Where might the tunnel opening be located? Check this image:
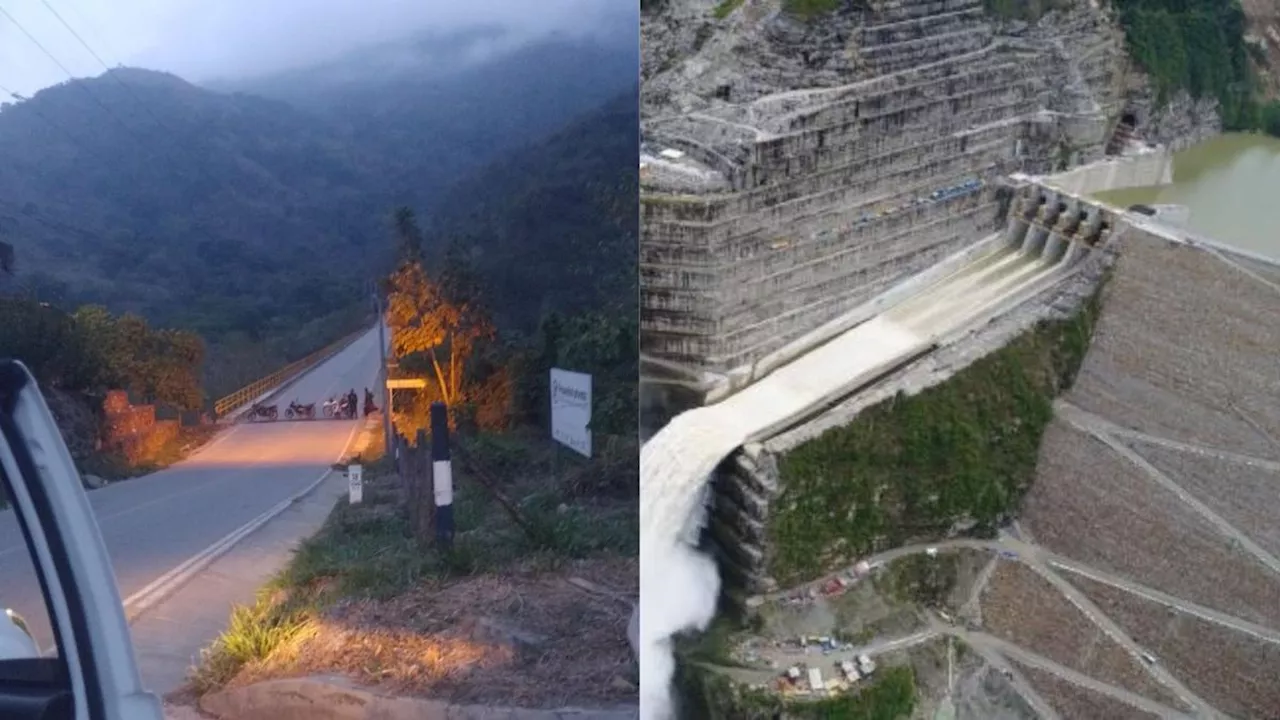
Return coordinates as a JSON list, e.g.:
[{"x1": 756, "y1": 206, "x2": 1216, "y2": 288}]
[{"x1": 1108, "y1": 112, "x2": 1141, "y2": 155}]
